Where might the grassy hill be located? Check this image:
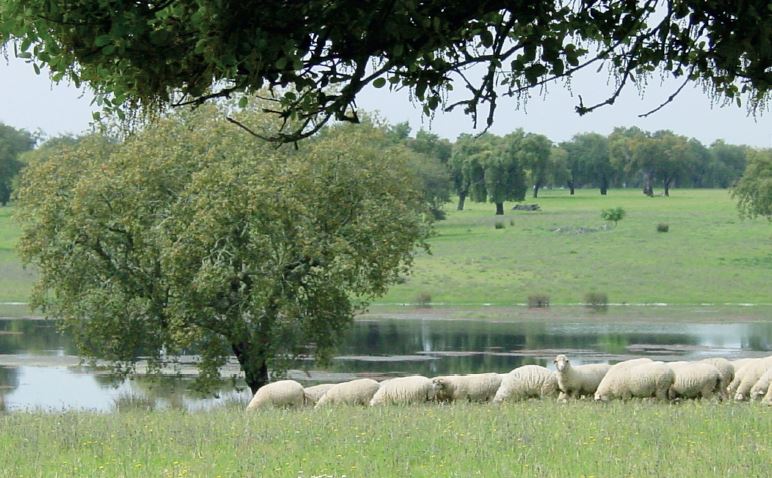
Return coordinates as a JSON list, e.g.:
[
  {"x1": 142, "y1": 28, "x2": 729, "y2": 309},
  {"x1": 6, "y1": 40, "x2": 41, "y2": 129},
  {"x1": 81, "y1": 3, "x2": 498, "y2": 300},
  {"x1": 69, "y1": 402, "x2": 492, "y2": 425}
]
[{"x1": 1, "y1": 188, "x2": 770, "y2": 311}]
